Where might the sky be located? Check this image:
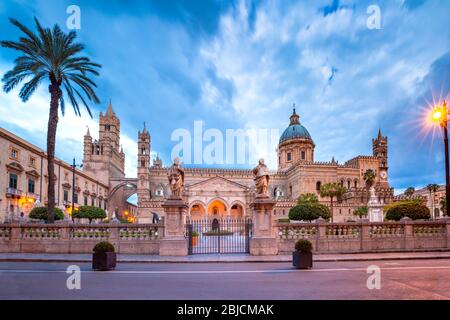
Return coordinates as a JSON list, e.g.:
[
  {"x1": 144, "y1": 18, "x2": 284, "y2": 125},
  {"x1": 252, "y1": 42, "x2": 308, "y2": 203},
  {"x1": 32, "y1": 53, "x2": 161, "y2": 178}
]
[{"x1": 0, "y1": 0, "x2": 449, "y2": 195}]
